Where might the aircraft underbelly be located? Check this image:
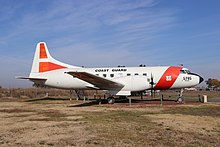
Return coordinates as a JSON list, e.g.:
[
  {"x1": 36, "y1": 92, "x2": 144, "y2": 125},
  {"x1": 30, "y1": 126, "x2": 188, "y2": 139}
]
[{"x1": 45, "y1": 74, "x2": 88, "y2": 89}]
